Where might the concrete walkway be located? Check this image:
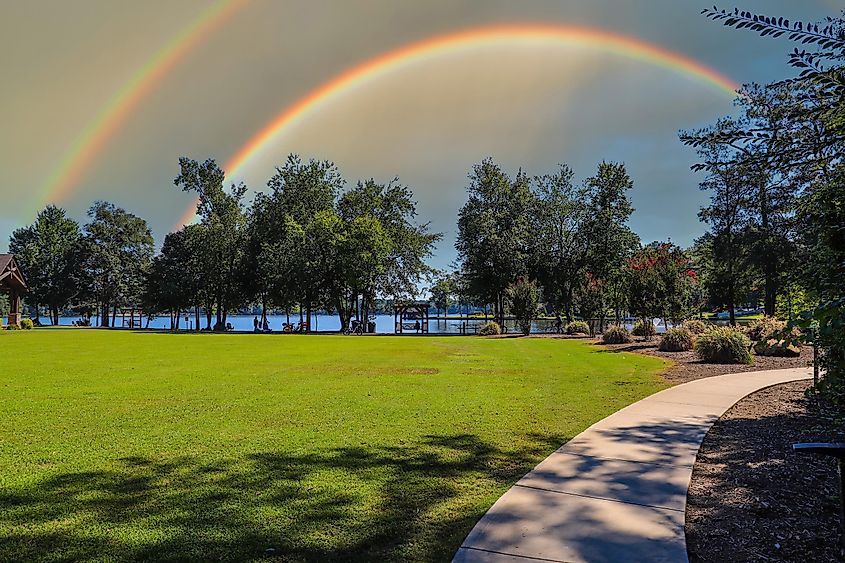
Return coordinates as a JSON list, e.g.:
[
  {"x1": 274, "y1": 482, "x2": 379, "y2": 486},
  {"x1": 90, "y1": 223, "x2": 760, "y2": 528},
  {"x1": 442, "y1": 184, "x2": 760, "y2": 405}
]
[{"x1": 453, "y1": 367, "x2": 812, "y2": 563}]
